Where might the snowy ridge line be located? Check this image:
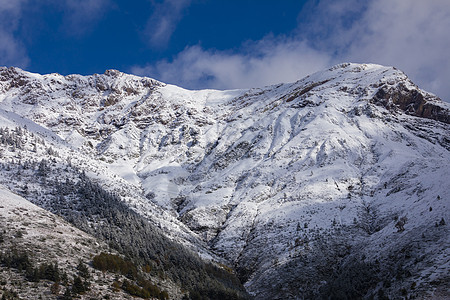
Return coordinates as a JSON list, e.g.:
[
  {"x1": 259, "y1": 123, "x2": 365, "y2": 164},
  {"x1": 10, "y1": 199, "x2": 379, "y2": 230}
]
[
  {"x1": 0, "y1": 62, "x2": 449, "y2": 299},
  {"x1": 0, "y1": 108, "x2": 67, "y2": 145}
]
